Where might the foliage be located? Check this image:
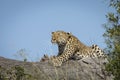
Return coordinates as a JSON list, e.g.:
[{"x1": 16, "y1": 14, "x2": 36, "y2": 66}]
[
  {"x1": 0, "y1": 65, "x2": 33, "y2": 80},
  {"x1": 14, "y1": 66, "x2": 33, "y2": 80},
  {"x1": 103, "y1": 0, "x2": 120, "y2": 80},
  {"x1": 14, "y1": 49, "x2": 28, "y2": 62}
]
